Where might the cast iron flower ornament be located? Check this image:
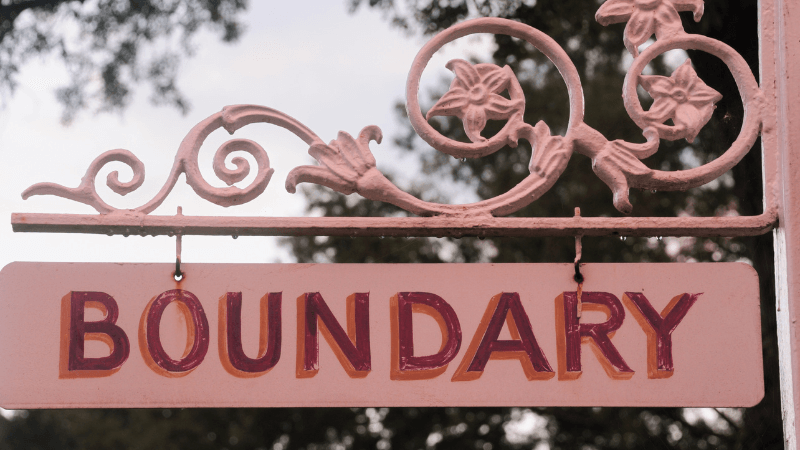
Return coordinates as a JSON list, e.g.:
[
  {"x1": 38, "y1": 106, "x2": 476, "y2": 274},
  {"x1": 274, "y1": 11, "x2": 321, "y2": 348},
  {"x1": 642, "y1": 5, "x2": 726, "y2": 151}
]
[
  {"x1": 20, "y1": 12, "x2": 765, "y2": 219},
  {"x1": 426, "y1": 59, "x2": 524, "y2": 143},
  {"x1": 286, "y1": 125, "x2": 394, "y2": 197},
  {"x1": 639, "y1": 59, "x2": 722, "y2": 142},
  {"x1": 596, "y1": 0, "x2": 704, "y2": 56}
]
